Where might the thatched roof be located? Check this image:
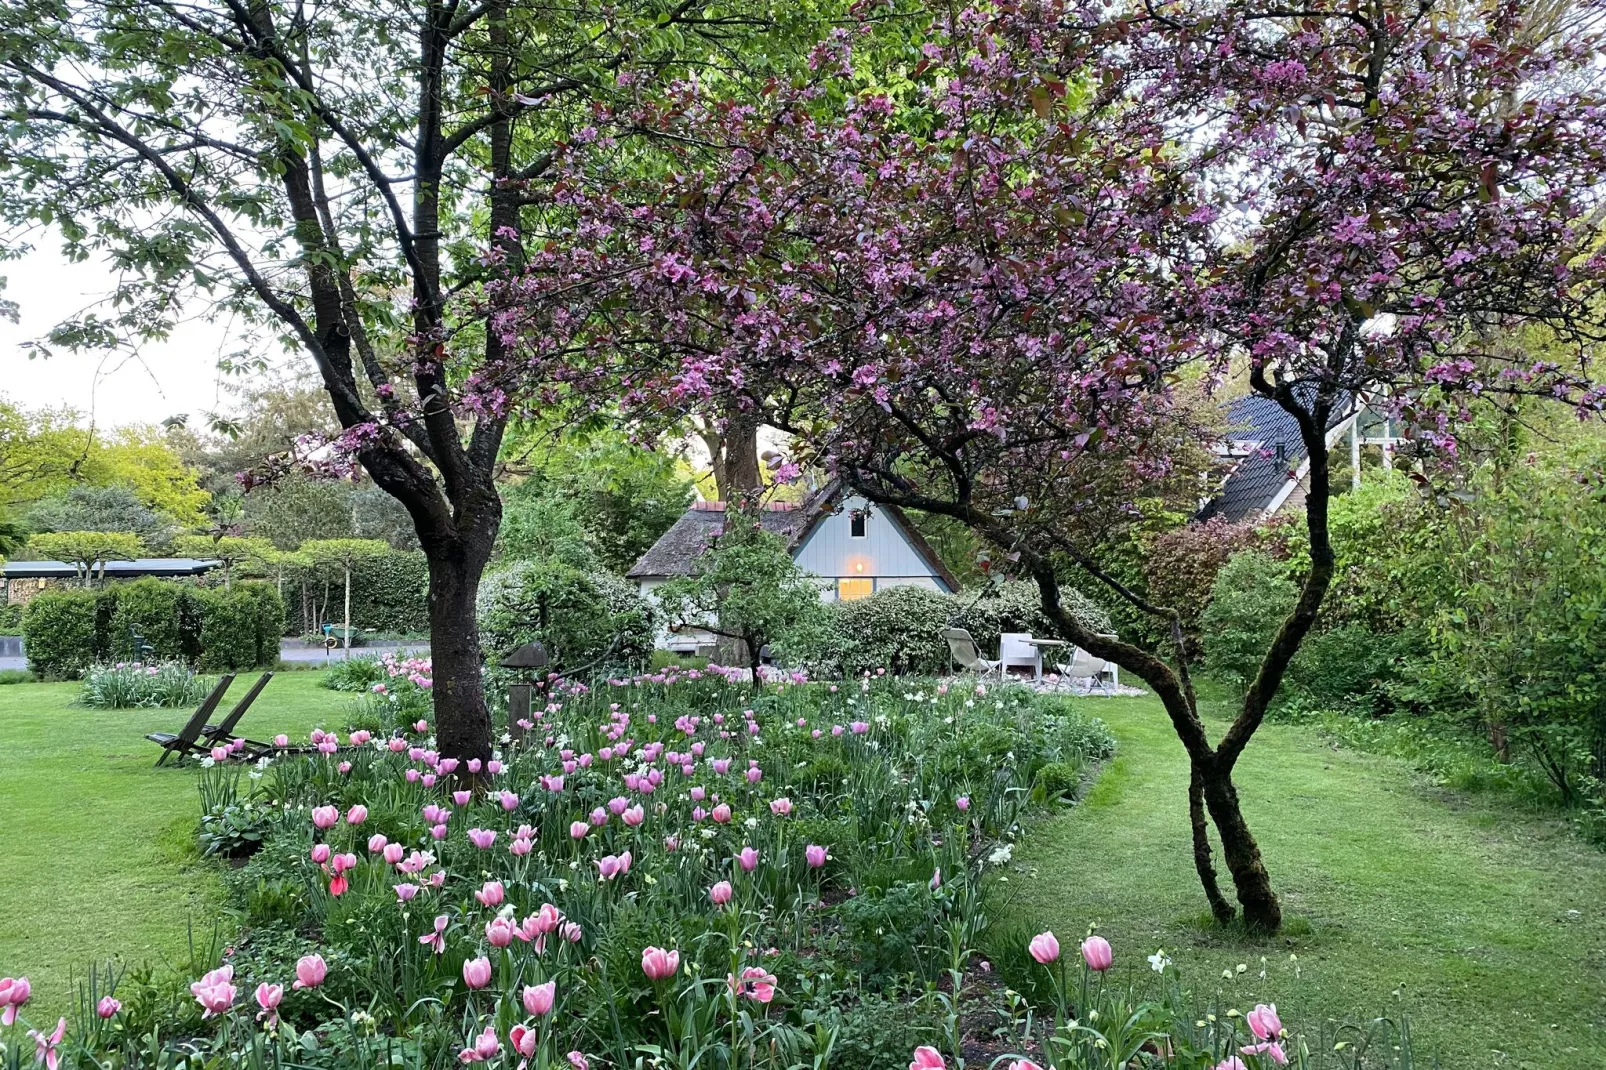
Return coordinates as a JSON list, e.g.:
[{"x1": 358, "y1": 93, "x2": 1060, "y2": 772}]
[{"x1": 625, "y1": 501, "x2": 810, "y2": 580}]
